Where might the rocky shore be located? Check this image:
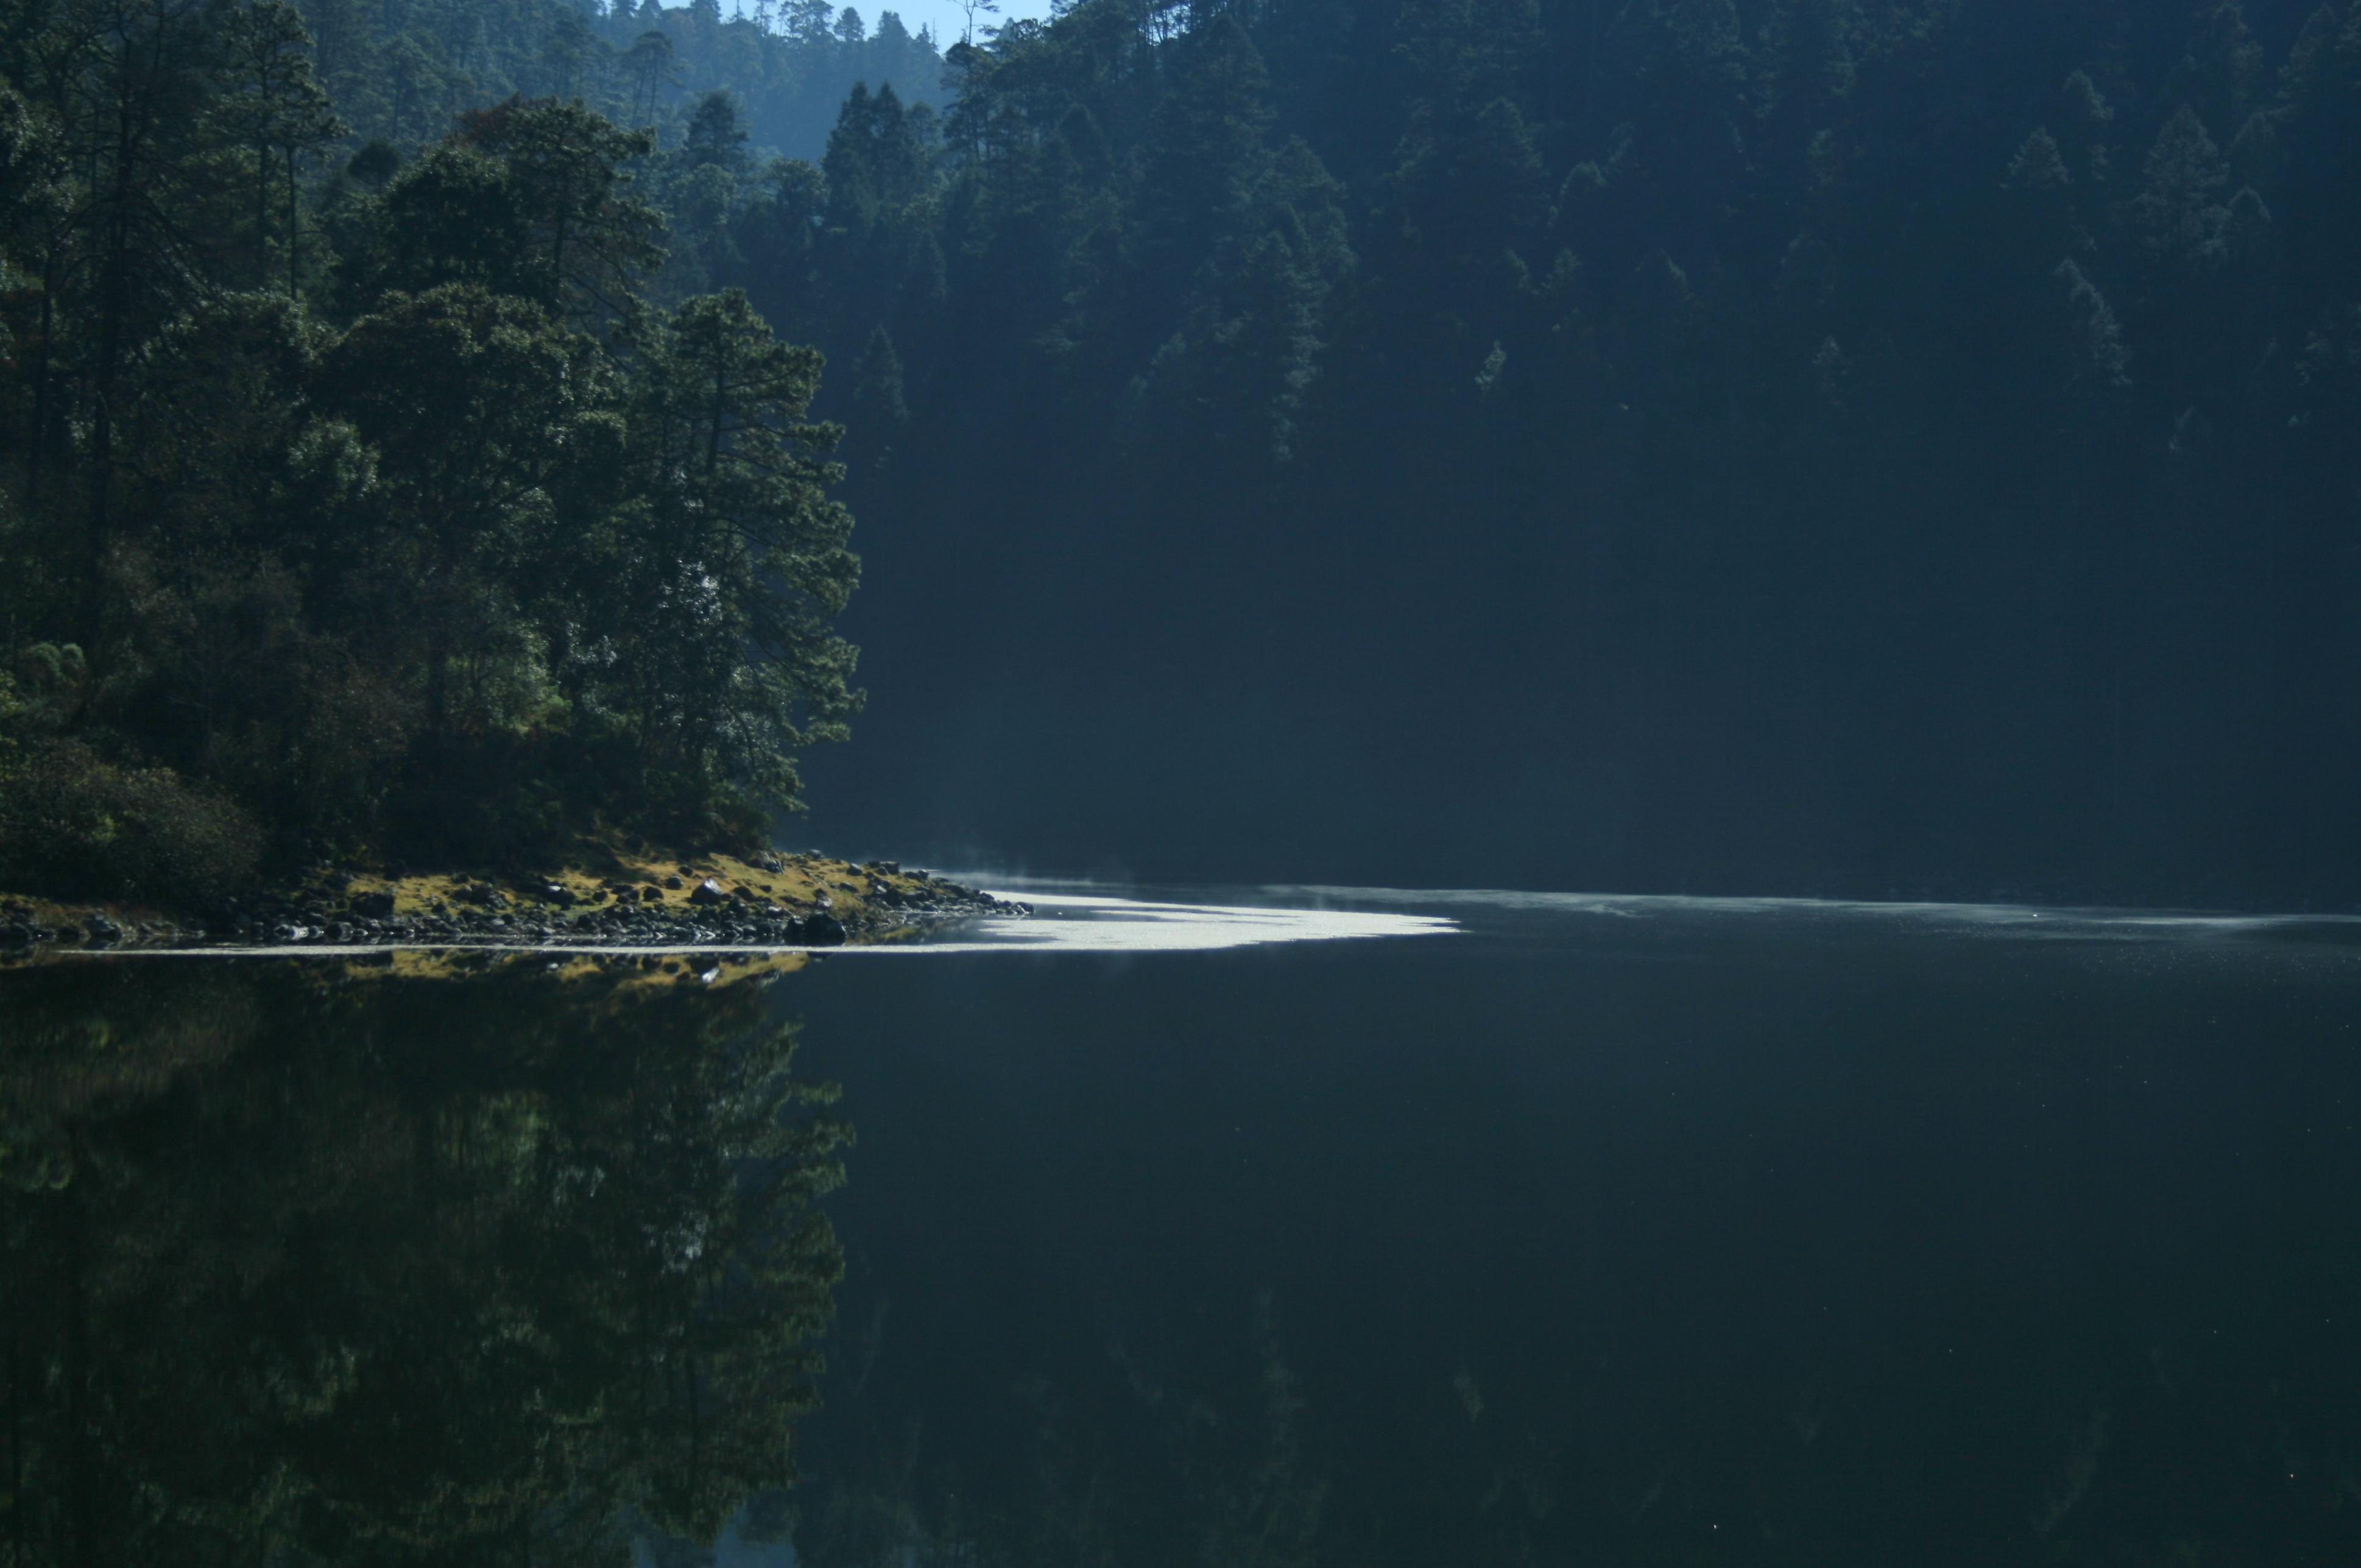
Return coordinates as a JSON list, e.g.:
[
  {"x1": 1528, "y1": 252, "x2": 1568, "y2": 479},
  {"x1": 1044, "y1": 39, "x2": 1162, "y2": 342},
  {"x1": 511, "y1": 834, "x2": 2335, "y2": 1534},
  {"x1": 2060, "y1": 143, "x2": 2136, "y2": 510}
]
[{"x1": 0, "y1": 847, "x2": 1026, "y2": 956}]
